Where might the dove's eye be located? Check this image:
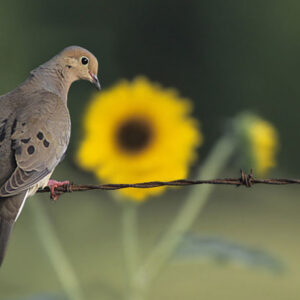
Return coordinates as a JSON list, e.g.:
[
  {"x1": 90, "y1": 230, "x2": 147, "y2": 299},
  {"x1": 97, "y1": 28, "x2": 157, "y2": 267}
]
[{"x1": 81, "y1": 56, "x2": 89, "y2": 65}]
